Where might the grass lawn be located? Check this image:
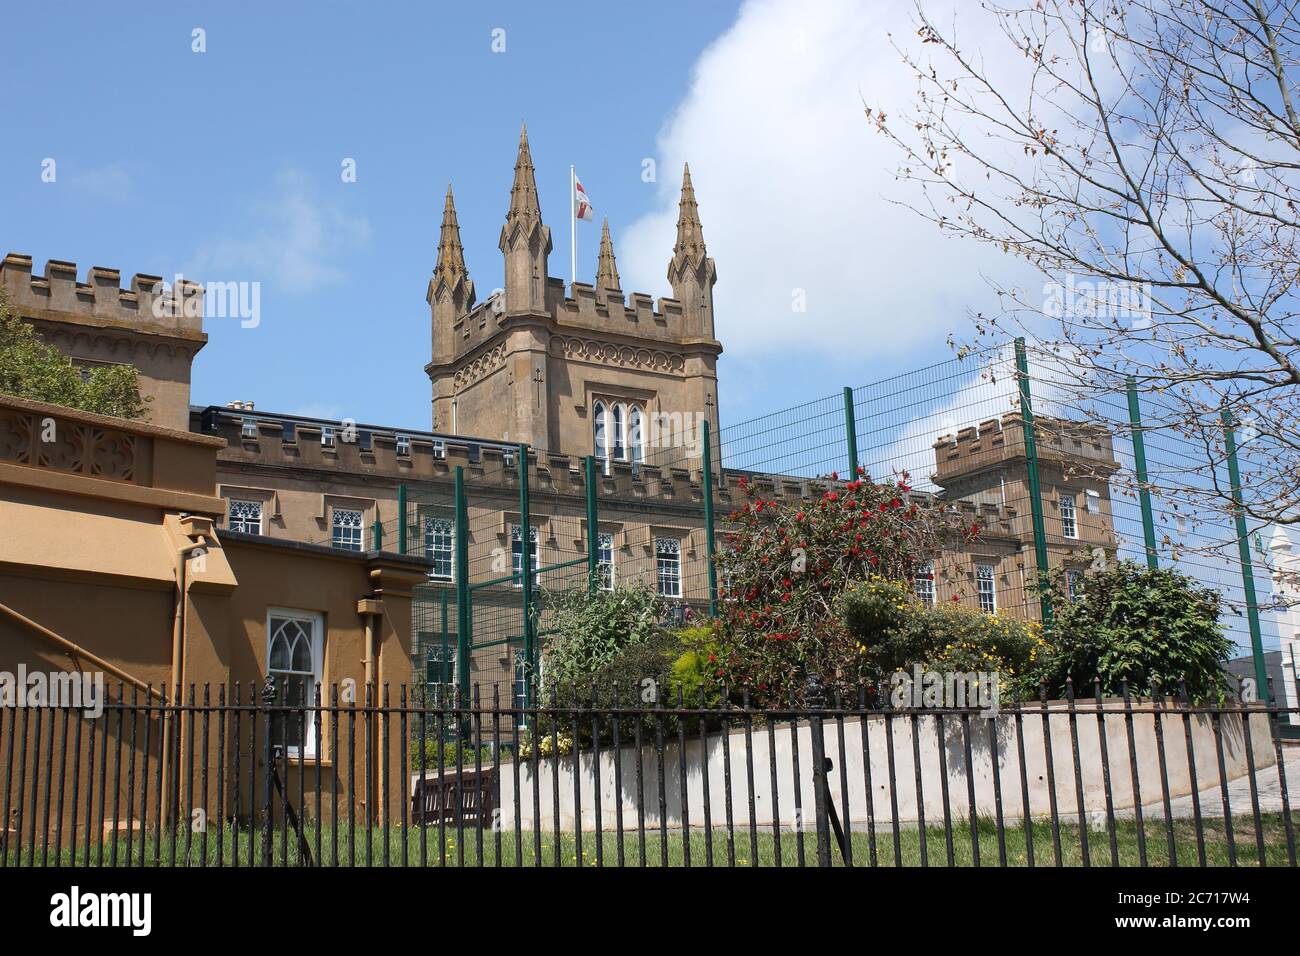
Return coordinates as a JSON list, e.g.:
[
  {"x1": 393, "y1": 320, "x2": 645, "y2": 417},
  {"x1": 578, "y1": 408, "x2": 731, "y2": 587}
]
[{"x1": 8, "y1": 812, "x2": 1296, "y2": 867}]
